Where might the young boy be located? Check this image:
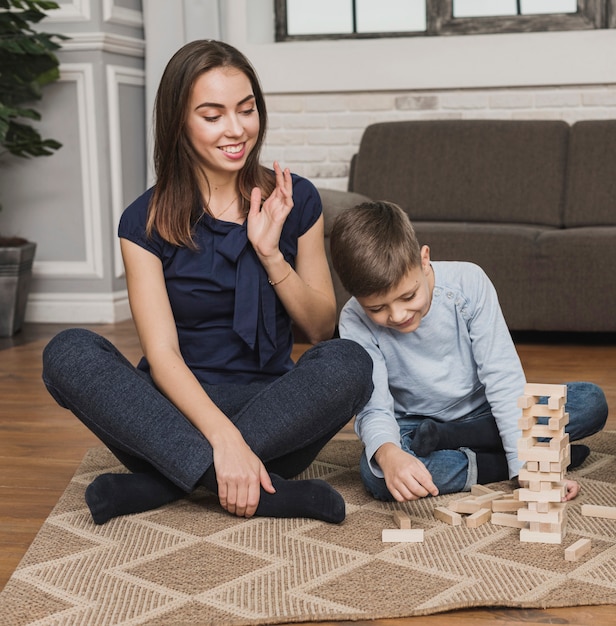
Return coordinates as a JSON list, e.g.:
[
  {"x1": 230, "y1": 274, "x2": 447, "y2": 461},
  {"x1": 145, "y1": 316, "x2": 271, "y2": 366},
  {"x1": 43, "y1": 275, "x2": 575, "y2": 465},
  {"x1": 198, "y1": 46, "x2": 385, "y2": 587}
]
[{"x1": 330, "y1": 201, "x2": 608, "y2": 503}]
